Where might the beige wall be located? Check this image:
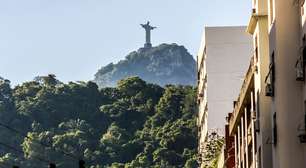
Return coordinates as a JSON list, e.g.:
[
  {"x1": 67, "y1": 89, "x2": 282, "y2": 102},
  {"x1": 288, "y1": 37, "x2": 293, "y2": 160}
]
[
  {"x1": 216, "y1": 146, "x2": 225, "y2": 168},
  {"x1": 197, "y1": 27, "x2": 208, "y2": 165},
  {"x1": 228, "y1": 1, "x2": 306, "y2": 168},
  {"x1": 254, "y1": 21, "x2": 273, "y2": 168},
  {"x1": 248, "y1": 0, "x2": 273, "y2": 167},
  {"x1": 269, "y1": 0, "x2": 306, "y2": 167}
]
